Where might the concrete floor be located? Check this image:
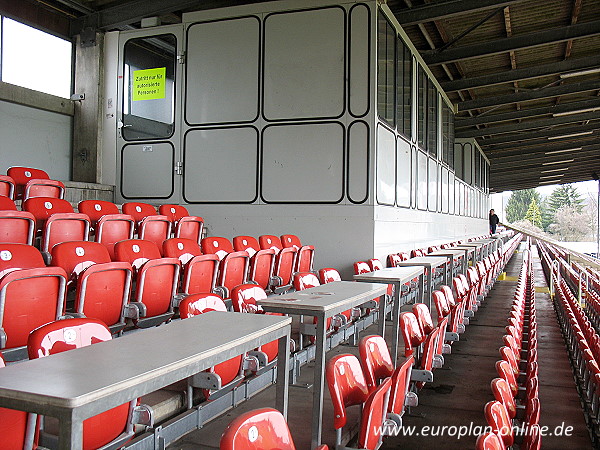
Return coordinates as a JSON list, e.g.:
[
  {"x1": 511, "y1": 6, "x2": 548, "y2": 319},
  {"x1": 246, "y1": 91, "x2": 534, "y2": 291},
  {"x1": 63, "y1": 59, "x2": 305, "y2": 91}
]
[{"x1": 167, "y1": 247, "x2": 593, "y2": 449}]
